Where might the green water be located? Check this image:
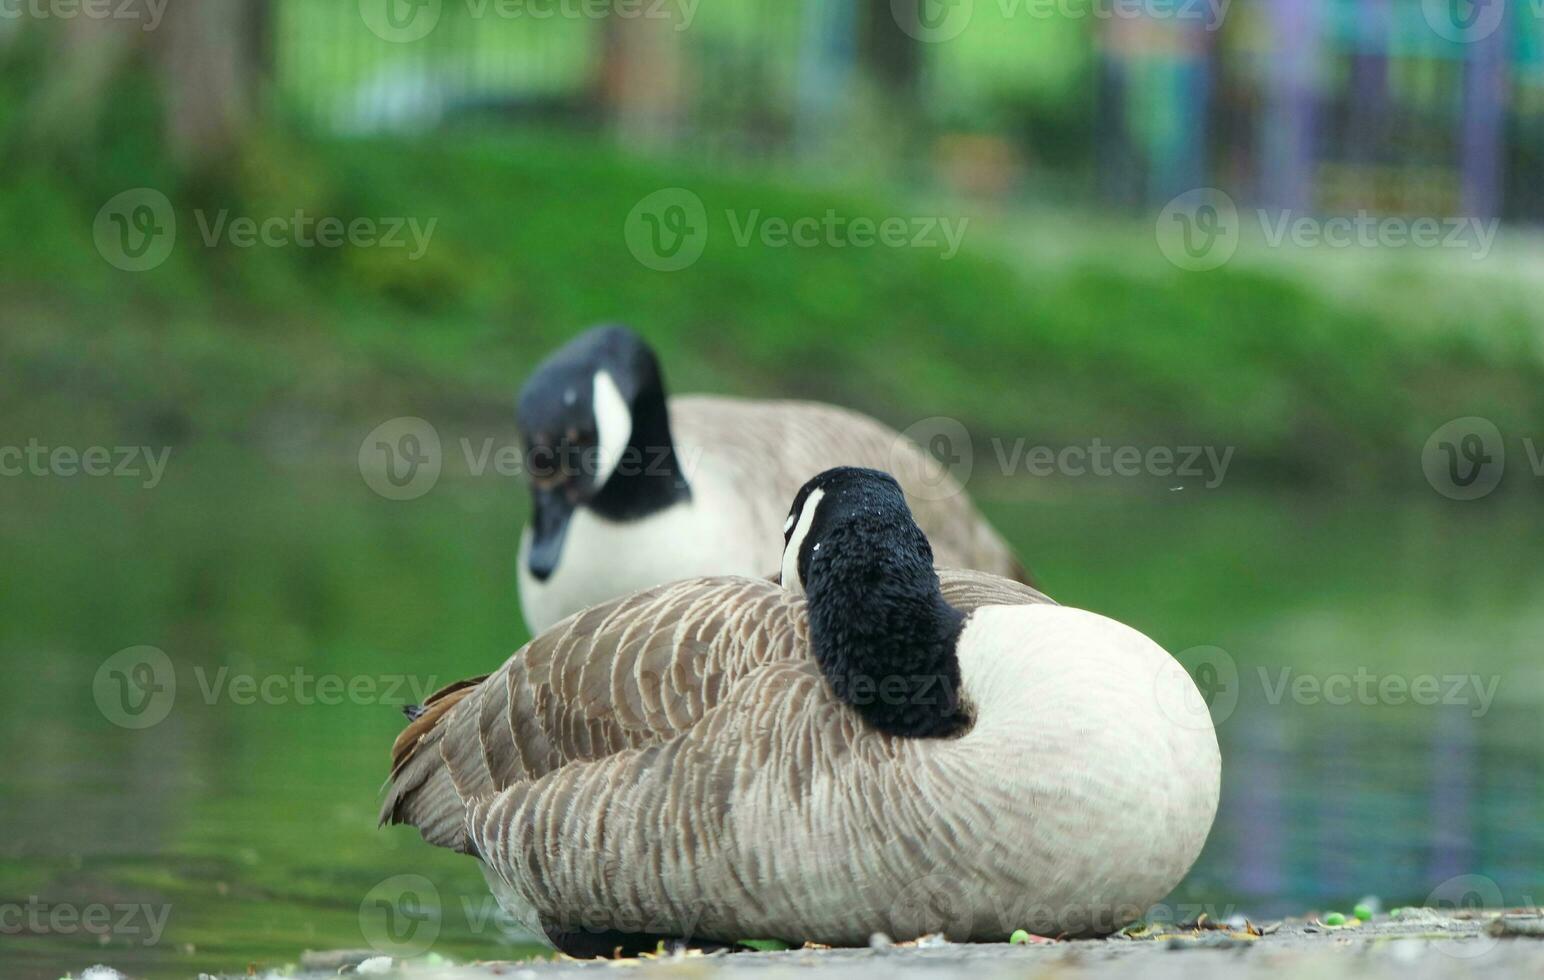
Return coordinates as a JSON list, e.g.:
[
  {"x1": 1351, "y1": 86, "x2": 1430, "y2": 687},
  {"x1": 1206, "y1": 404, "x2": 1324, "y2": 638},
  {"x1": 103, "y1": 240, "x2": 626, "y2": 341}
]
[{"x1": 2, "y1": 451, "x2": 1541, "y2": 979}]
